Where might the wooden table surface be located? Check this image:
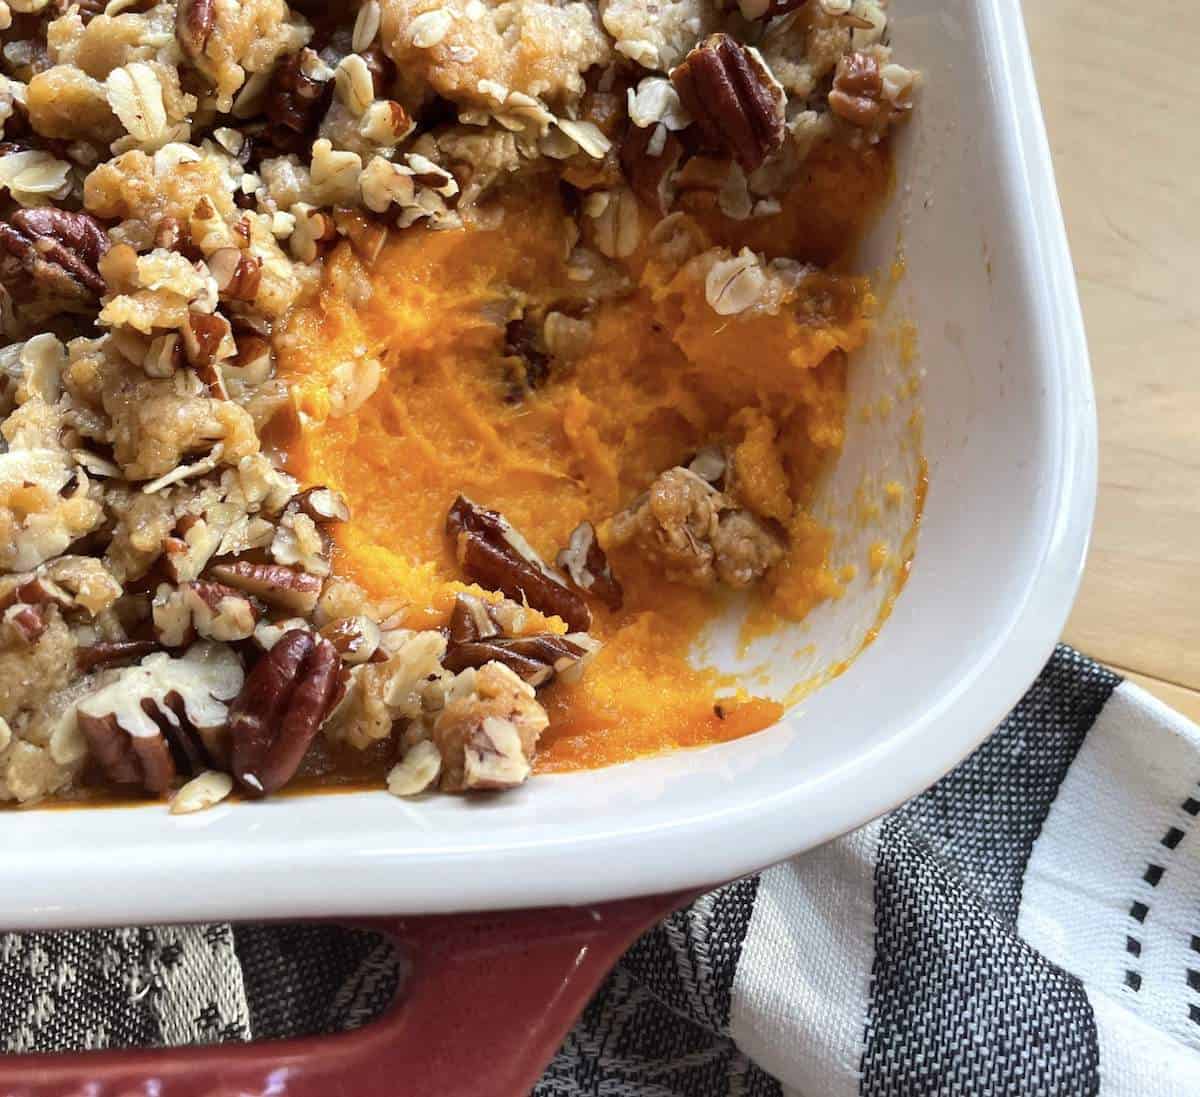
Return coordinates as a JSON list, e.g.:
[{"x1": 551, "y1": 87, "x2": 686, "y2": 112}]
[{"x1": 1023, "y1": 2, "x2": 1200, "y2": 723}]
